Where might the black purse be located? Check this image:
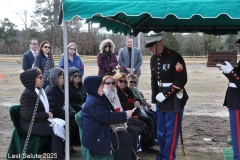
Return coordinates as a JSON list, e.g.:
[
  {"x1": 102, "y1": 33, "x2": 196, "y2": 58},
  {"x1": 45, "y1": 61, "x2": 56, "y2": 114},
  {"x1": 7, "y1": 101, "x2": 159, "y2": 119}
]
[{"x1": 127, "y1": 117, "x2": 148, "y2": 135}]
